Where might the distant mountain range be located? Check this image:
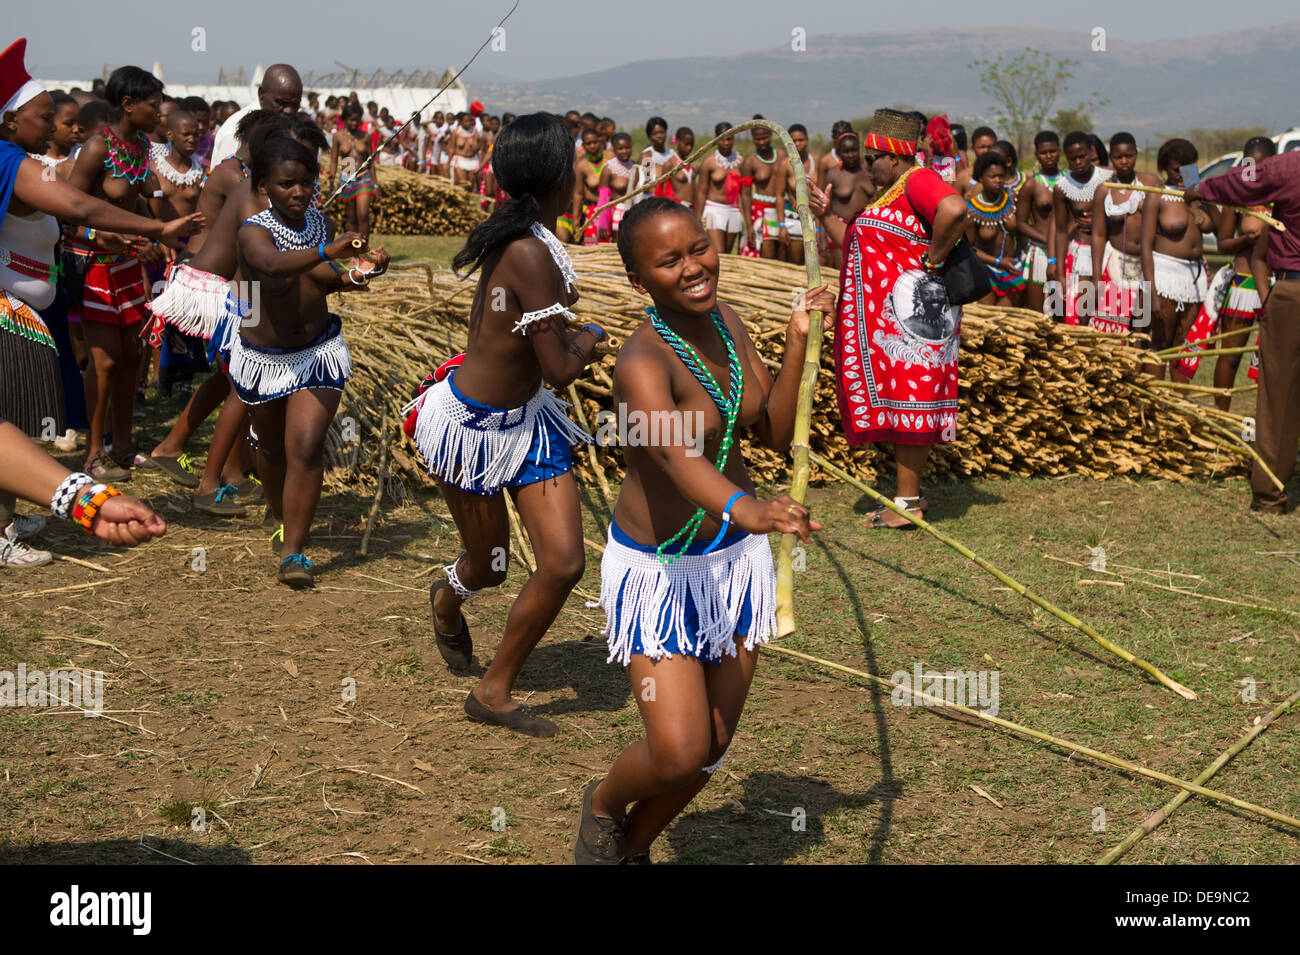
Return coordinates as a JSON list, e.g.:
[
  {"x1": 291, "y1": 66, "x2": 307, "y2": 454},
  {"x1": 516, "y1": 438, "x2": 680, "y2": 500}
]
[{"x1": 472, "y1": 24, "x2": 1300, "y2": 139}]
